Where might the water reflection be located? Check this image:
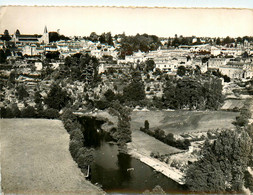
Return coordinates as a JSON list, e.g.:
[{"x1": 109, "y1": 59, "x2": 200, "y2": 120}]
[
  {"x1": 117, "y1": 153, "x2": 132, "y2": 183},
  {"x1": 78, "y1": 116, "x2": 104, "y2": 147},
  {"x1": 78, "y1": 116, "x2": 186, "y2": 193}
]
